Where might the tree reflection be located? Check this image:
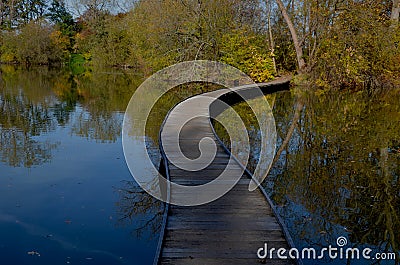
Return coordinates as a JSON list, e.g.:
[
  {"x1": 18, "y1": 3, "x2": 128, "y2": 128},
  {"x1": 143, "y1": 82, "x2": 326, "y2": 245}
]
[
  {"x1": 0, "y1": 66, "x2": 59, "y2": 167},
  {"x1": 72, "y1": 112, "x2": 123, "y2": 143},
  {"x1": 0, "y1": 66, "x2": 141, "y2": 167},
  {"x1": 0, "y1": 129, "x2": 59, "y2": 167},
  {"x1": 114, "y1": 180, "x2": 164, "y2": 239},
  {"x1": 270, "y1": 89, "x2": 400, "y2": 262}
]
